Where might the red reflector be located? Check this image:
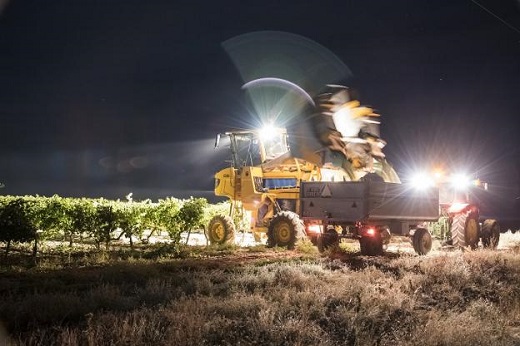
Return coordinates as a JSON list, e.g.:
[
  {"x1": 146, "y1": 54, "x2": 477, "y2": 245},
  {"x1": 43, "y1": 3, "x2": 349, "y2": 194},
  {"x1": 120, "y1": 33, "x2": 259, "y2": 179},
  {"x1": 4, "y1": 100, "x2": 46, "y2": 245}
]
[{"x1": 366, "y1": 228, "x2": 376, "y2": 236}]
